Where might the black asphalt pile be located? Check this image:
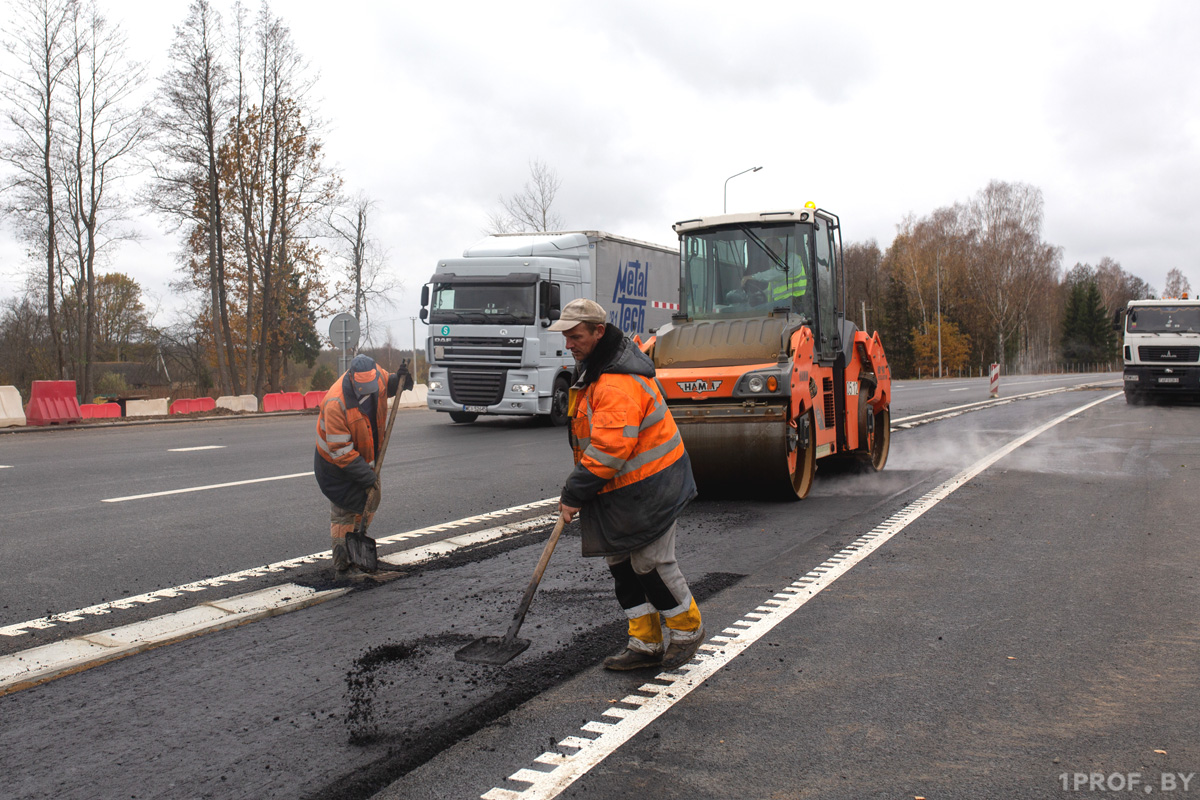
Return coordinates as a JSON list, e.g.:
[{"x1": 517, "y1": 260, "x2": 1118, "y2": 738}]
[{"x1": 315, "y1": 571, "x2": 744, "y2": 800}]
